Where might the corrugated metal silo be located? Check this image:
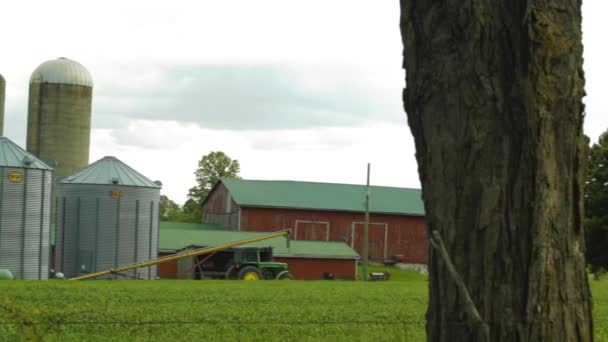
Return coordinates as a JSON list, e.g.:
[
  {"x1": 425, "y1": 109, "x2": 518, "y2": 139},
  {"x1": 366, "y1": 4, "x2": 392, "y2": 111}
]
[
  {"x1": 26, "y1": 57, "x2": 93, "y2": 179},
  {"x1": 0, "y1": 137, "x2": 53, "y2": 279},
  {"x1": 56, "y1": 156, "x2": 161, "y2": 279},
  {"x1": 0, "y1": 73, "x2": 5, "y2": 136}
]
